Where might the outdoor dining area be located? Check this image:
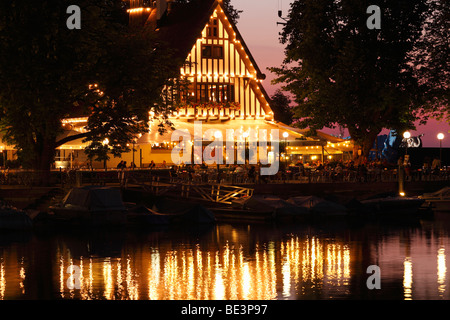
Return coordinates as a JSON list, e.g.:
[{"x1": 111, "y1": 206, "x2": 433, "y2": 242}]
[{"x1": 1, "y1": 159, "x2": 449, "y2": 187}]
